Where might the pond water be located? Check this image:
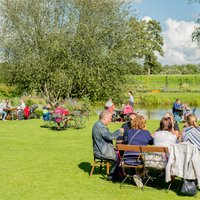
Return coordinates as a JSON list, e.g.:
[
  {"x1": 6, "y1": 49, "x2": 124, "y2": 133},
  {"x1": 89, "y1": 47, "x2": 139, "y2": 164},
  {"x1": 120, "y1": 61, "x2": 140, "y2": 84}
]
[{"x1": 134, "y1": 105, "x2": 200, "y2": 120}]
